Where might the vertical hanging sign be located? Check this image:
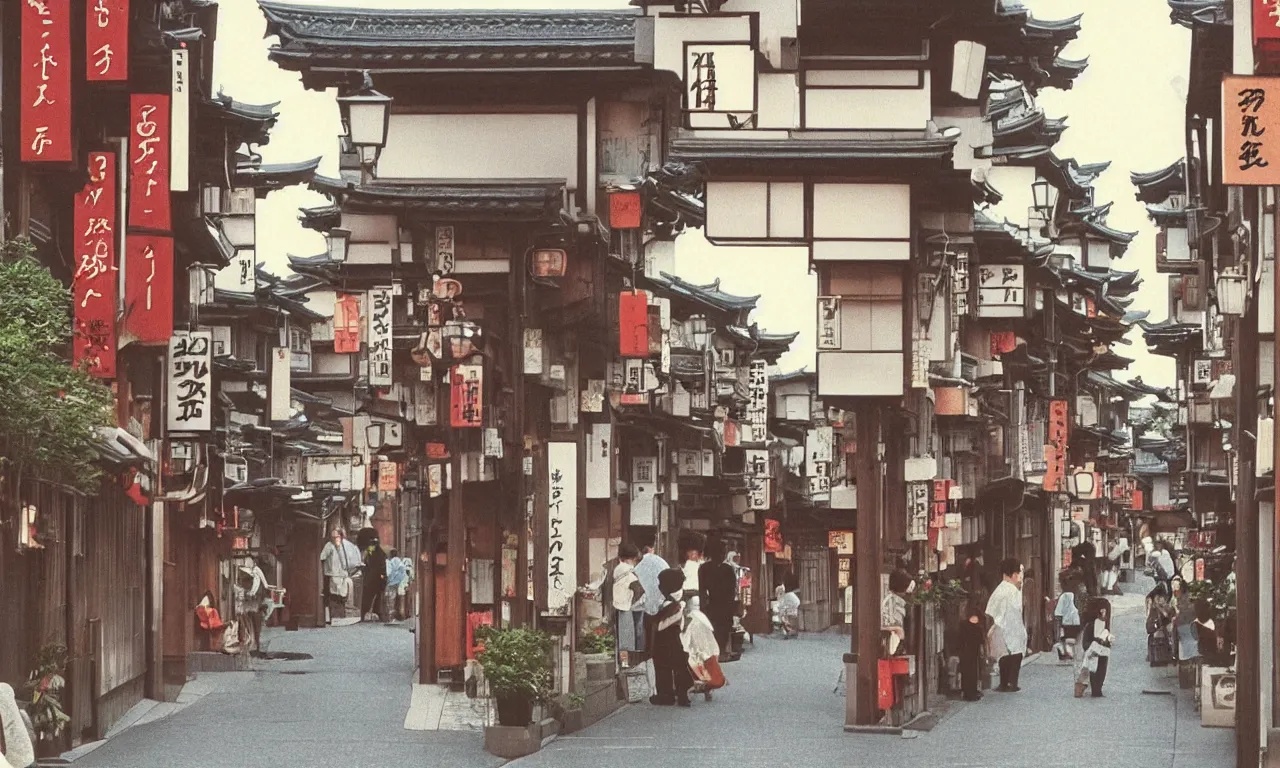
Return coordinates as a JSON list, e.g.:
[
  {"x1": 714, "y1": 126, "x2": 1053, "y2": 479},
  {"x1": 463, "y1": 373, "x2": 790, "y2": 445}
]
[
  {"x1": 129, "y1": 94, "x2": 172, "y2": 230},
  {"x1": 123, "y1": 234, "x2": 174, "y2": 345},
  {"x1": 86, "y1": 0, "x2": 129, "y2": 81},
  {"x1": 170, "y1": 49, "x2": 190, "y2": 192},
  {"x1": 1044, "y1": 399, "x2": 1069, "y2": 492},
  {"x1": 167, "y1": 331, "x2": 212, "y2": 432},
  {"x1": 367, "y1": 287, "x2": 393, "y2": 386},
  {"x1": 546, "y1": 442, "x2": 579, "y2": 615},
  {"x1": 619, "y1": 291, "x2": 649, "y2": 357},
  {"x1": 746, "y1": 359, "x2": 769, "y2": 442},
  {"x1": 450, "y1": 364, "x2": 483, "y2": 428},
  {"x1": 73, "y1": 152, "x2": 118, "y2": 377},
  {"x1": 817, "y1": 296, "x2": 841, "y2": 350},
  {"x1": 21, "y1": 0, "x2": 72, "y2": 162}
]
